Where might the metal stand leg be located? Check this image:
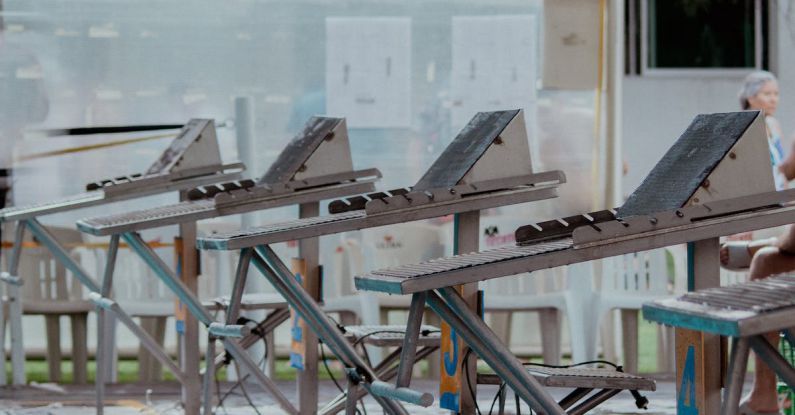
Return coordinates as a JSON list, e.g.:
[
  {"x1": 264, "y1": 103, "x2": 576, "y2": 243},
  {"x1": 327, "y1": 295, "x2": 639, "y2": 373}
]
[
  {"x1": 253, "y1": 246, "x2": 422, "y2": 415},
  {"x1": 222, "y1": 339, "x2": 298, "y2": 414},
  {"x1": 121, "y1": 233, "x2": 296, "y2": 414},
  {"x1": 7, "y1": 279, "x2": 23, "y2": 385},
  {"x1": 7, "y1": 222, "x2": 26, "y2": 385},
  {"x1": 298, "y1": 202, "x2": 320, "y2": 415},
  {"x1": 748, "y1": 335, "x2": 795, "y2": 388},
  {"x1": 440, "y1": 211, "x2": 480, "y2": 414},
  {"x1": 211, "y1": 308, "x2": 290, "y2": 373},
  {"x1": 103, "y1": 314, "x2": 118, "y2": 383},
  {"x1": 558, "y1": 388, "x2": 592, "y2": 410},
  {"x1": 498, "y1": 385, "x2": 507, "y2": 415},
  {"x1": 568, "y1": 389, "x2": 621, "y2": 415},
  {"x1": 96, "y1": 235, "x2": 120, "y2": 415},
  {"x1": 345, "y1": 372, "x2": 362, "y2": 415},
  {"x1": 722, "y1": 338, "x2": 750, "y2": 415},
  {"x1": 25, "y1": 218, "x2": 99, "y2": 291},
  {"x1": 428, "y1": 287, "x2": 565, "y2": 415},
  {"x1": 226, "y1": 248, "x2": 252, "y2": 324},
  {"x1": 0, "y1": 277, "x2": 5, "y2": 387},
  {"x1": 396, "y1": 292, "x2": 426, "y2": 388},
  {"x1": 203, "y1": 248, "x2": 252, "y2": 414},
  {"x1": 178, "y1": 221, "x2": 201, "y2": 415},
  {"x1": 320, "y1": 346, "x2": 439, "y2": 415},
  {"x1": 202, "y1": 336, "x2": 217, "y2": 415}
]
